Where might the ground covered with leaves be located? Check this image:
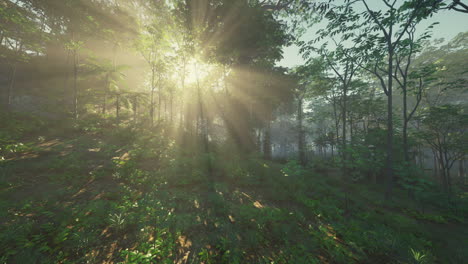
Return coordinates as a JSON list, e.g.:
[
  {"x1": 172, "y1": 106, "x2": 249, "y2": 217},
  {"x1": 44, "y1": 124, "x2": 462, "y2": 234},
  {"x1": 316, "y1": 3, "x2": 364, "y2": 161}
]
[{"x1": 1, "y1": 114, "x2": 467, "y2": 264}]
